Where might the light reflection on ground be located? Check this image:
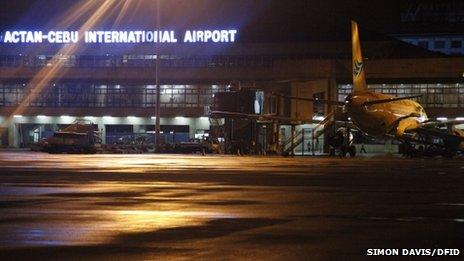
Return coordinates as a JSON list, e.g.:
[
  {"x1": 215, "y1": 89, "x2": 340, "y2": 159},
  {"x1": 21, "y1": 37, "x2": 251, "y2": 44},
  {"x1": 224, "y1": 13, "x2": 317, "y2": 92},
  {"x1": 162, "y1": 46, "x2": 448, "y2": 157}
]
[
  {"x1": 1, "y1": 209, "x2": 233, "y2": 247},
  {"x1": 0, "y1": 153, "x2": 342, "y2": 173},
  {"x1": 0, "y1": 177, "x2": 240, "y2": 247},
  {"x1": 0, "y1": 152, "x2": 463, "y2": 259}
]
